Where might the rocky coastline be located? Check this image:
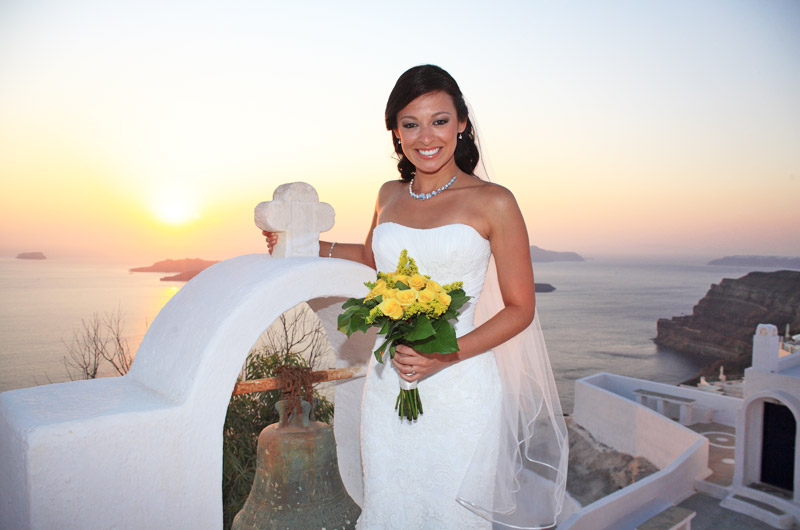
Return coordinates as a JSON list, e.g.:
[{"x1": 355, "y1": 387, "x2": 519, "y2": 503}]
[
  {"x1": 655, "y1": 270, "x2": 800, "y2": 378},
  {"x1": 531, "y1": 246, "x2": 584, "y2": 263},
  {"x1": 130, "y1": 258, "x2": 219, "y2": 282},
  {"x1": 16, "y1": 252, "x2": 46, "y2": 260},
  {"x1": 708, "y1": 255, "x2": 800, "y2": 269}
]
